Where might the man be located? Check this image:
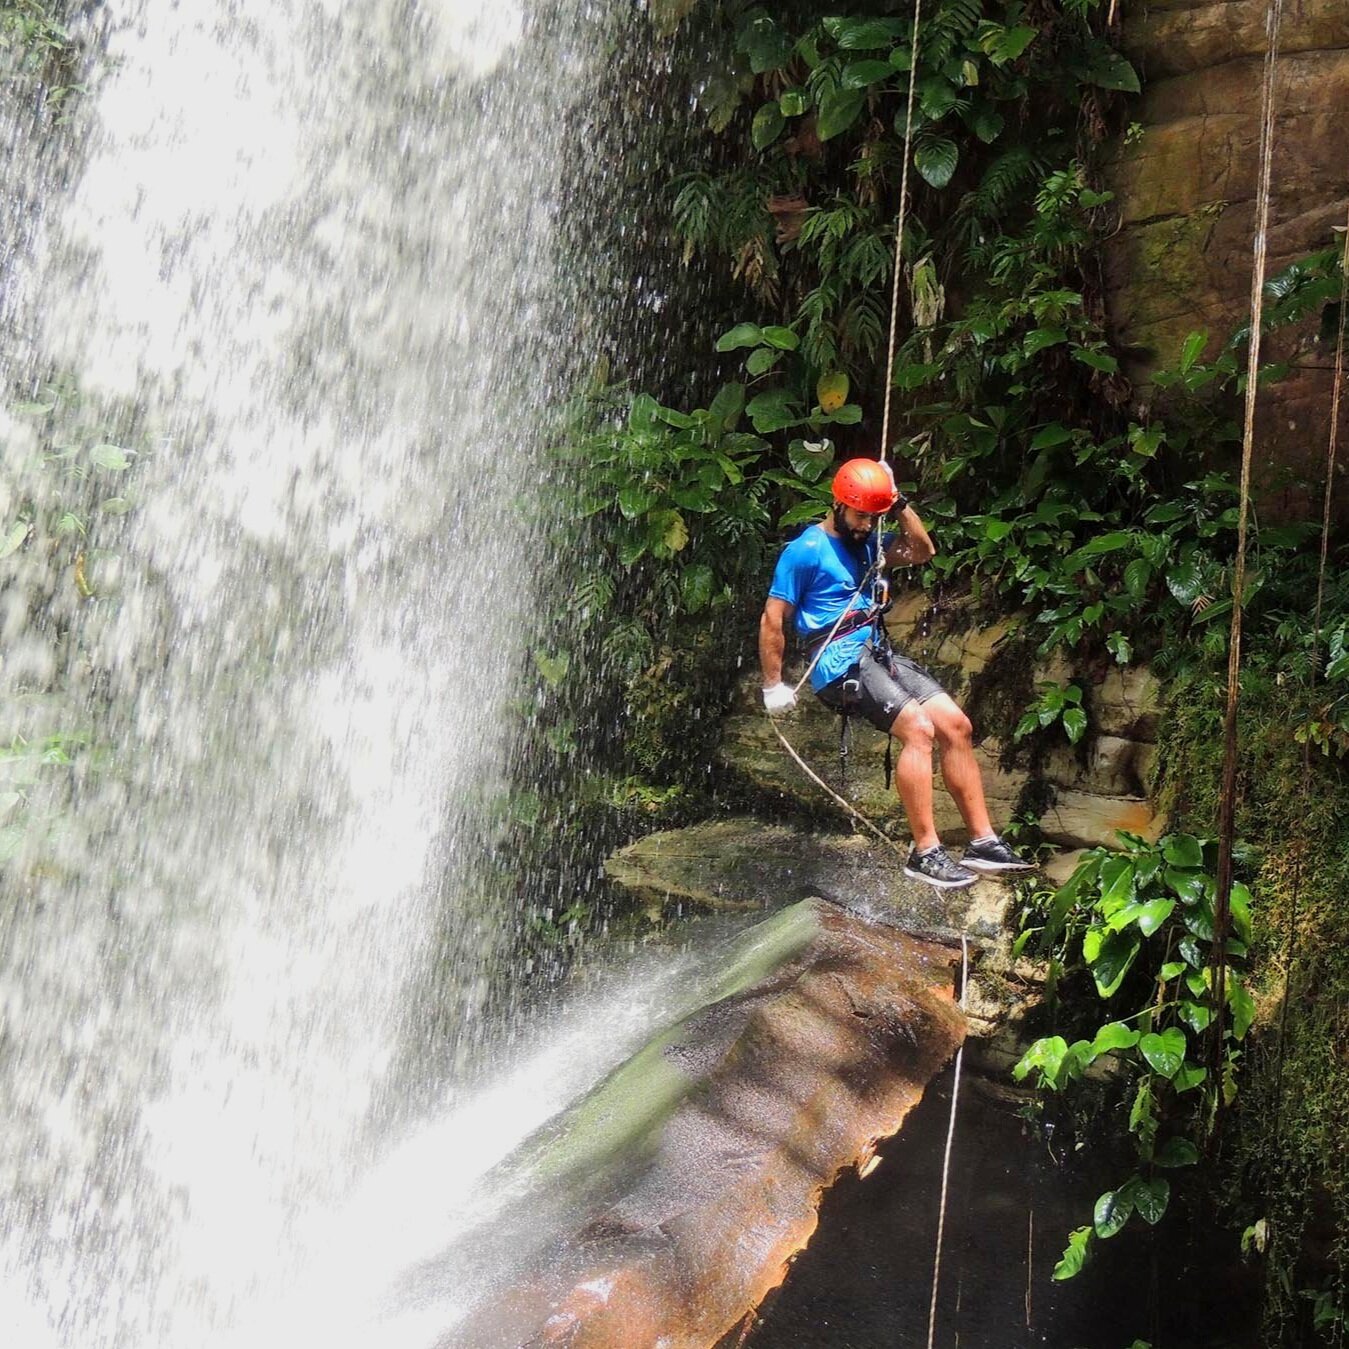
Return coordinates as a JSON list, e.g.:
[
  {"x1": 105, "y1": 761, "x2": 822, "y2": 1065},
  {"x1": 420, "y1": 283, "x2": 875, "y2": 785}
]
[{"x1": 758, "y1": 457, "x2": 1034, "y2": 890}]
